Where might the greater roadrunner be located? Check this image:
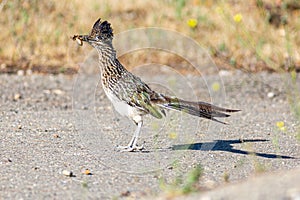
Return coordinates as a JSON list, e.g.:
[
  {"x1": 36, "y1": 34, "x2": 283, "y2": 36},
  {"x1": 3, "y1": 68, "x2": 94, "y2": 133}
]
[{"x1": 72, "y1": 18, "x2": 240, "y2": 152}]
